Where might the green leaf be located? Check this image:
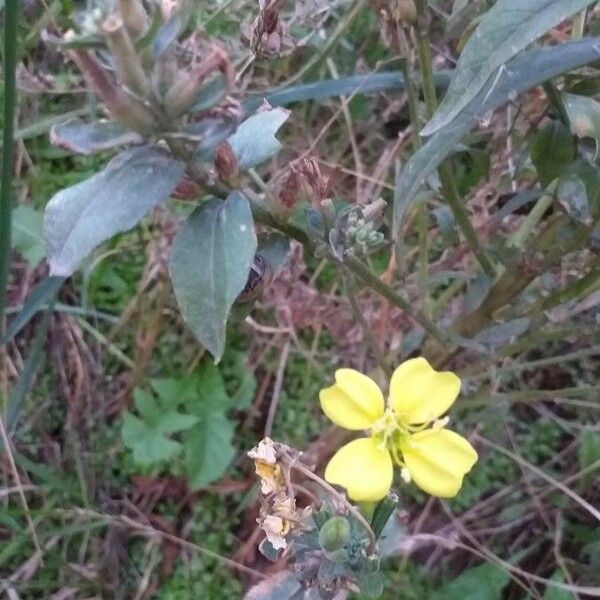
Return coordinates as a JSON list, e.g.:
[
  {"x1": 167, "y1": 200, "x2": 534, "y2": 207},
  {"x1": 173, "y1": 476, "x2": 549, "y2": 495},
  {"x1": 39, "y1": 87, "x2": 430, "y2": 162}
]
[
  {"x1": 3, "y1": 275, "x2": 64, "y2": 343},
  {"x1": 474, "y1": 318, "x2": 530, "y2": 347},
  {"x1": 531, "y1": 121, "x2": 576, "y2": 187},
  {"x1": 44, "y1": 145, "x2": 184, "y2": 276},
  {"x1": 542, "y1": 573, "x2": 576, "y2": 600},
  {"x1": 563, "y1": 92, "x2": 600, "y2": 152},
  {"x1": 422, "y1": 0, "x2": 597, "y2": 136},
  {"x1": 12, "y1": 204, "x2": 45, "y2": 267},
  {"x1": 122, "y1": 389, "x2": 198, "y2": 466},
  {"x1": 243, "y1": 71, "x2": 451, "y2": 114},
  {"x1": 227, "y1": 107, "x2": 290, "y2": 170},
  {"x1": 50, "y1": 118, "x2": 143, "y2": 155},
  {"x1": 430, "y1": 563, "x2": 510, "y2": 600},
  {"x1": 169, "y1": 191, "x2": 257, "y2": 360},
  {"x1": 181, "y1": 362, "x2": 236, "y2": 487},
  {"x1": 257, "y1": 232, "x2": 290, "y2": 270},
  {"x1": 578, "y1": 428, "x2": 600, "y2": 491},
  {"x1": 393, "y1": 38, "x2": 600, "y2": 232},
  {"x1": 184, "y1": 411, "x2": 235, "y2": 487}
]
